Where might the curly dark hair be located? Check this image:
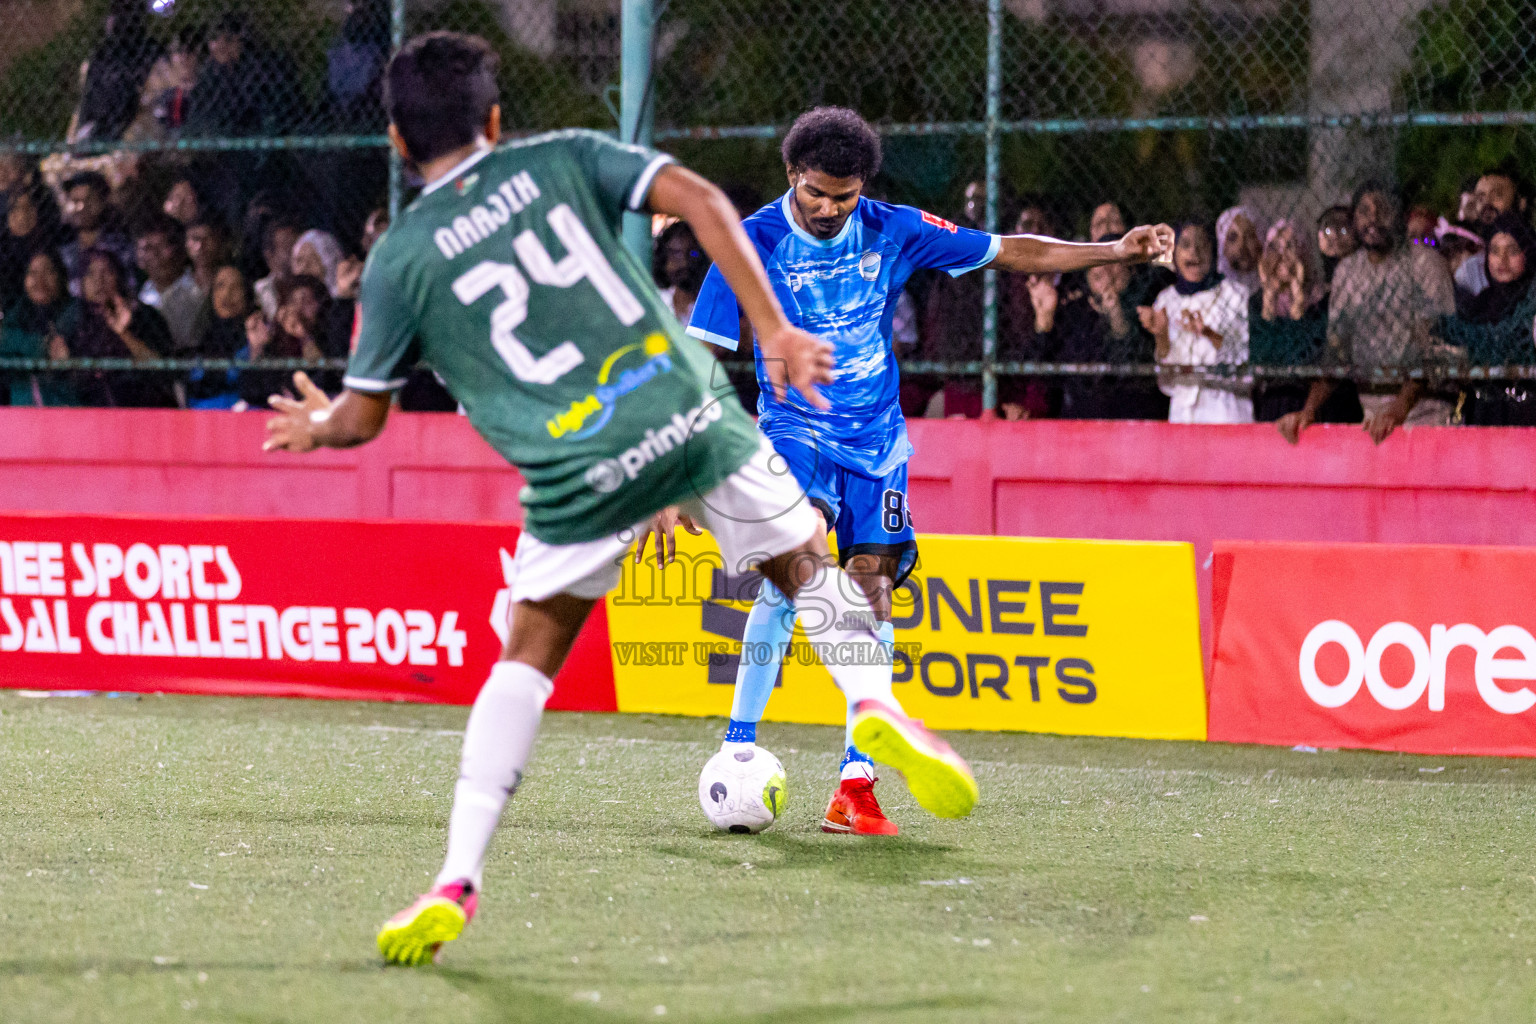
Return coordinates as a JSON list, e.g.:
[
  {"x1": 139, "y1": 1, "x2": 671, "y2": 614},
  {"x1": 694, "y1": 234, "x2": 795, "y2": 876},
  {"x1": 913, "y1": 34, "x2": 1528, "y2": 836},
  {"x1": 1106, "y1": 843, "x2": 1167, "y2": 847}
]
[{"x1": 781, "y1": 106, "x2": 881, "y2": 181}]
